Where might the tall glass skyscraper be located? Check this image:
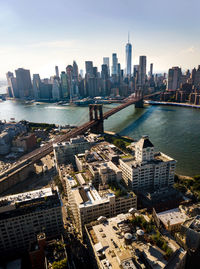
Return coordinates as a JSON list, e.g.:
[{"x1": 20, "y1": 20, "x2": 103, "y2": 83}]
[
  {"x1": 125, "y1": 35, "x2": 132, "y2": 76},
  {"x1": 112, "y1": 53, "x2": 118, "y2": 75}
]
